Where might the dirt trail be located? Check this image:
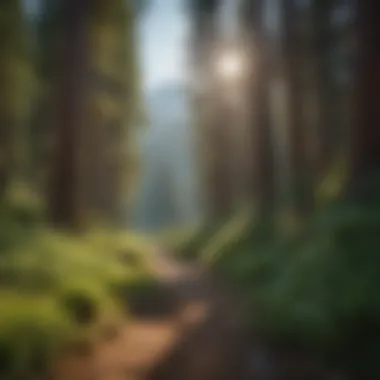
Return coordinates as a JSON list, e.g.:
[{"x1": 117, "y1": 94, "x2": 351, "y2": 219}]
[
  {"x1": 144, "y1": 248, "x2": 251, "y2": 380},
  {"x1": 53, "y1": 248, "x2": 251, "y2": 380},
  {"x1": 52, "y1": 248, "x2": 348, "y2": 380}
]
